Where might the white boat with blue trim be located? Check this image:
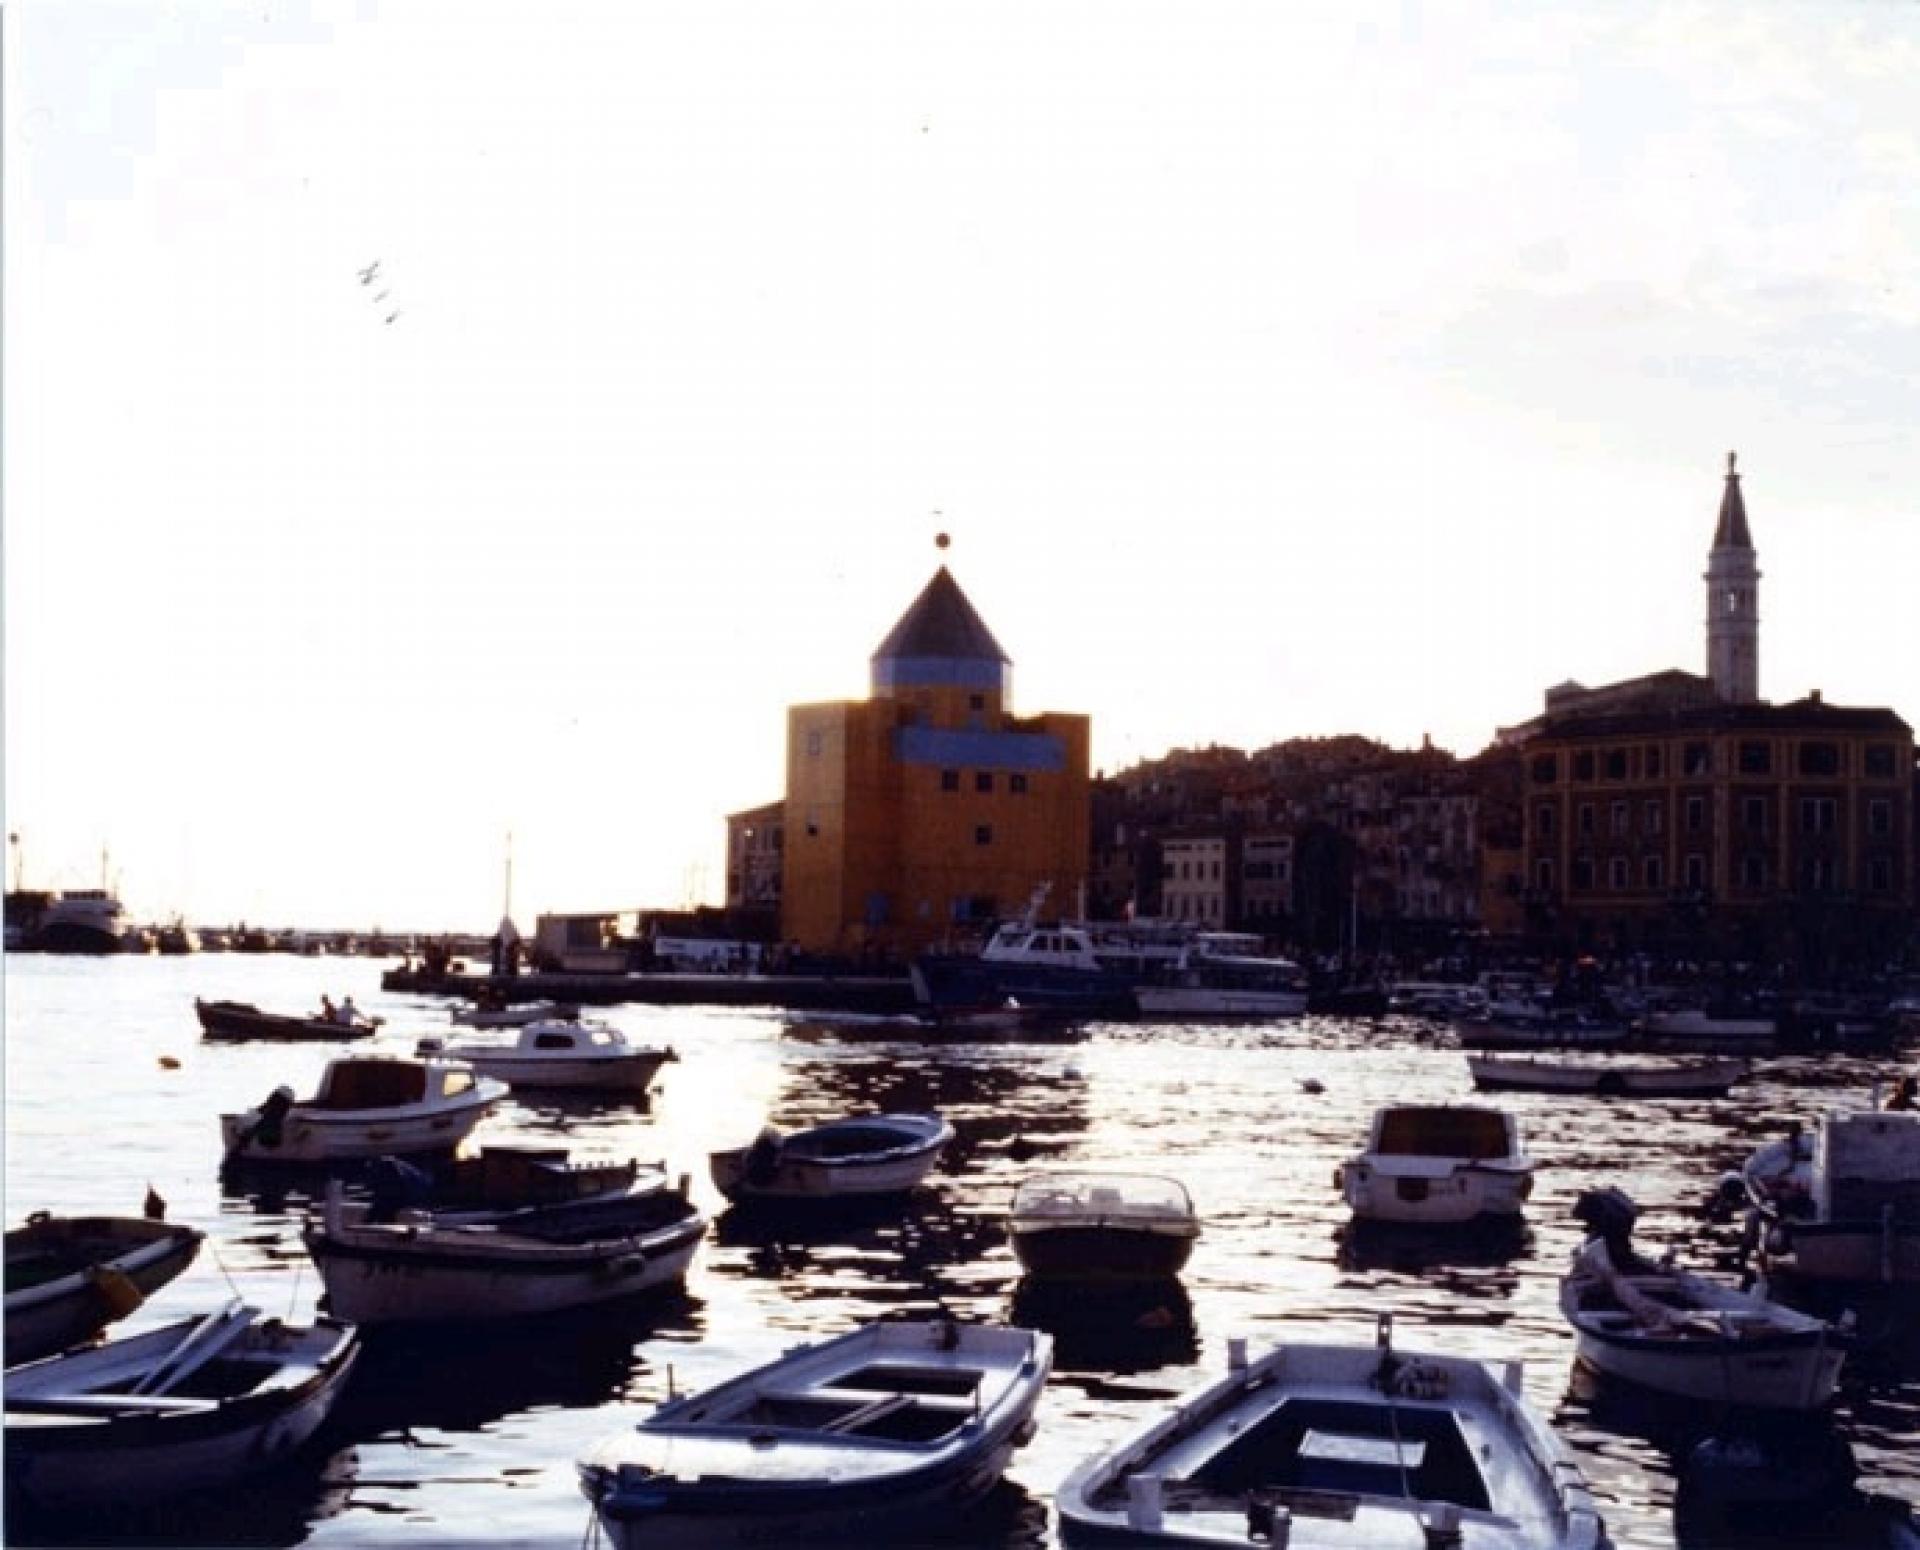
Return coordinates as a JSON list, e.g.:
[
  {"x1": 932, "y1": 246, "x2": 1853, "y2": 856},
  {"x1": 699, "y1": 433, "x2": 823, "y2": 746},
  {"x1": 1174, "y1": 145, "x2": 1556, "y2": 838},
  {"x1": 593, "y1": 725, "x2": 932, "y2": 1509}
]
[{"x1": 578, "y1": 1318, "x2": 1051, "y2": 1547}]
